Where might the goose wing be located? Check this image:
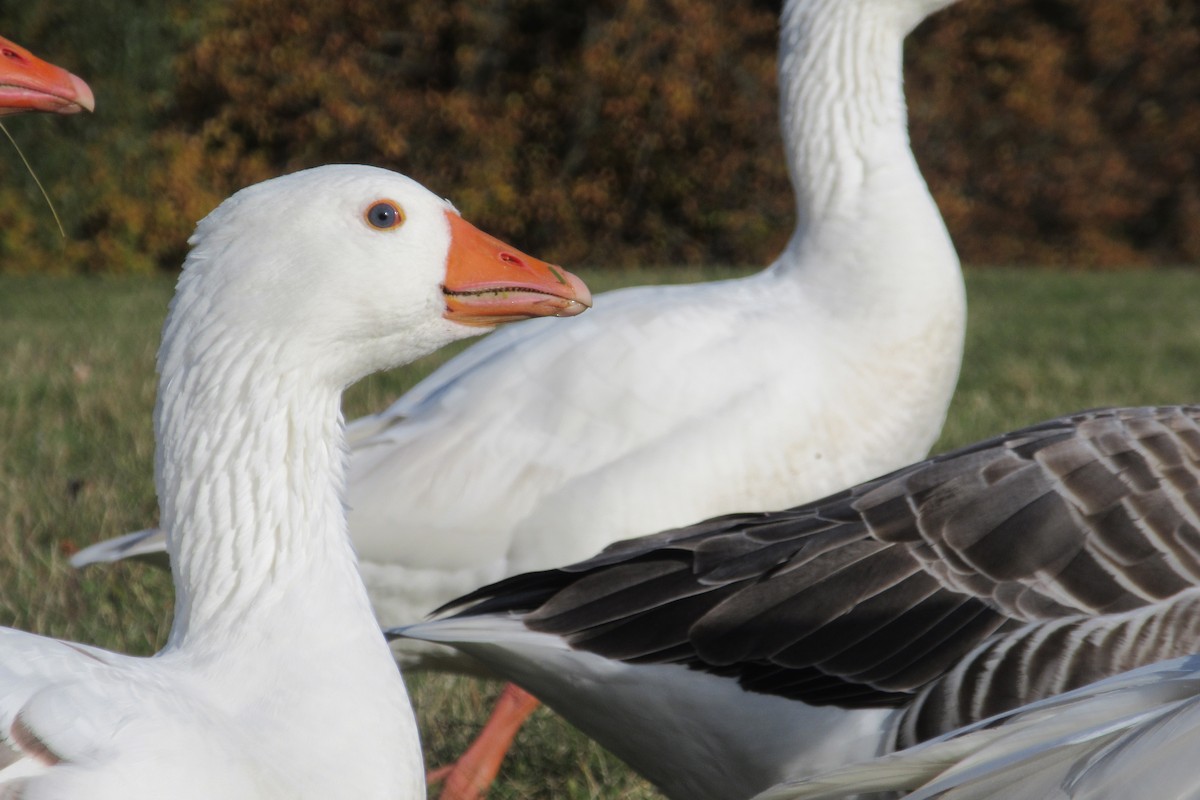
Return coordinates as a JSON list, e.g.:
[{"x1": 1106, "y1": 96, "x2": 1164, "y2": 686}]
[
  {"x1": 437, "y1": 406, "x2": 1200, "y2": 715},
  {"x1": 754, "y1": 652, "x2": 1200, "y2": 800}
]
